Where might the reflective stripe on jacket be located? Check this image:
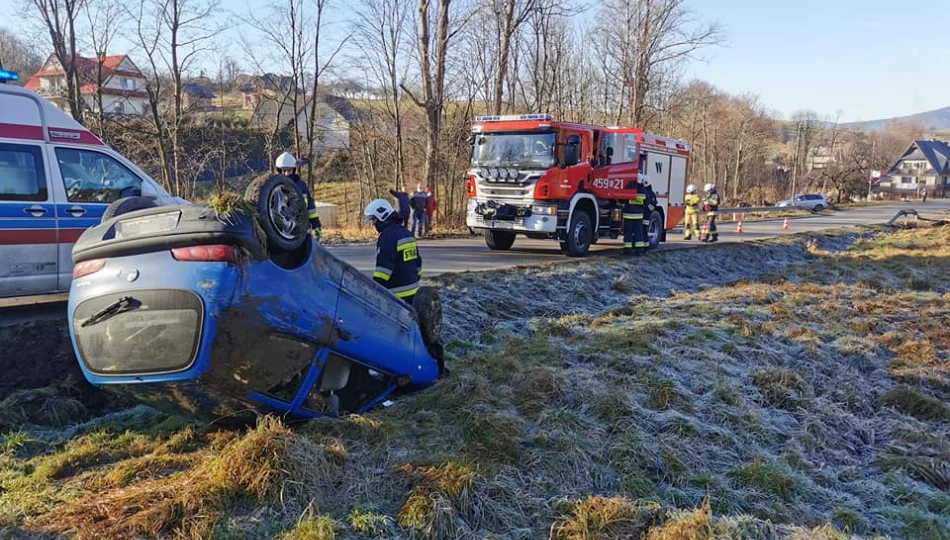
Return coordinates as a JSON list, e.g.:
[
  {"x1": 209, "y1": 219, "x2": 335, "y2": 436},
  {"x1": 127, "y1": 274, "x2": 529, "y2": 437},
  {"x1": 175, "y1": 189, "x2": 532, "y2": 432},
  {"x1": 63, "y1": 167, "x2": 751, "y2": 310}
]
[{"x1": 373, "y1": 220, "x2": 422, "y2": 299}]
